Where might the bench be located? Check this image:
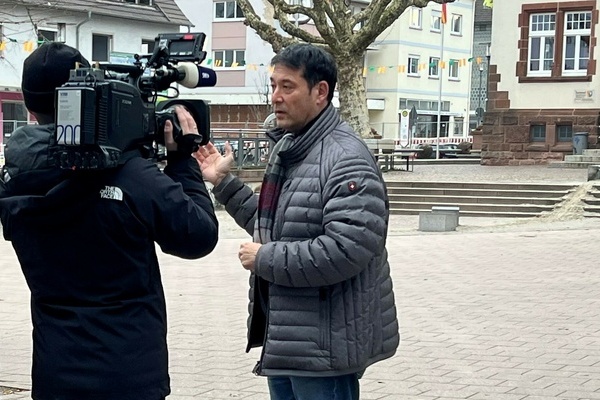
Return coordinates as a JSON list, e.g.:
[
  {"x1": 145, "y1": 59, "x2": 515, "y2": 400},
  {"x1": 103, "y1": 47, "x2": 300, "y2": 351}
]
[{"x1": 376, "y1": 149, "x2": 422, "y2": 172}]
